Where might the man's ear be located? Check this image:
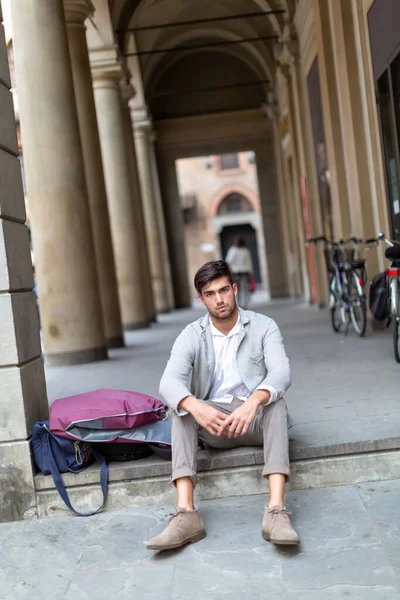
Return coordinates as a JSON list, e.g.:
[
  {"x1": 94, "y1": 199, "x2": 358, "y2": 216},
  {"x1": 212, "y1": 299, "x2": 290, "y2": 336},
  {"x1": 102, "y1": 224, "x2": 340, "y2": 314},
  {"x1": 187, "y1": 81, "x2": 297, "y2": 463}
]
[
  {"x1": 199, "y1": 294, "x2": 205, "y2": 306},
  {"x1": 232, "y1": 283, "x2": 238, "y2": 297}
]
